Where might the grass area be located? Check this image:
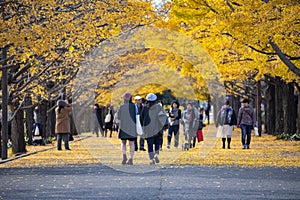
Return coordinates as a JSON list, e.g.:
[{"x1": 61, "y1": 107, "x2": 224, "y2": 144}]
[{"x1": 0, "y1": 125, "x2": 299, "y2": 168}]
